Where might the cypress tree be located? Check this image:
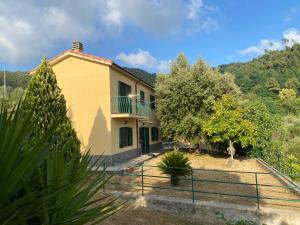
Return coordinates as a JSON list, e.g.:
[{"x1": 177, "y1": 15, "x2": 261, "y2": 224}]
[{"x1": 24, "y1": 57, "x2": 80, "y2": 157}]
